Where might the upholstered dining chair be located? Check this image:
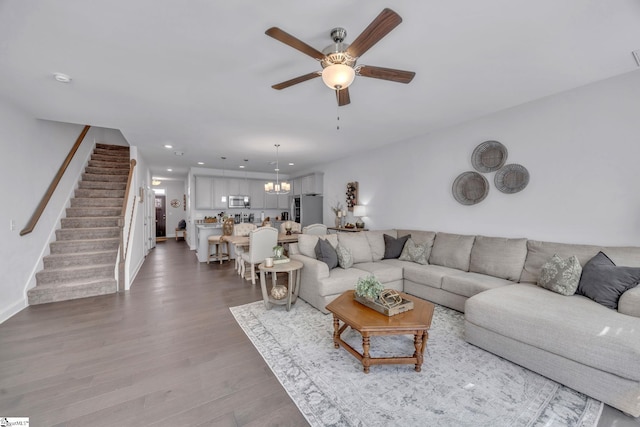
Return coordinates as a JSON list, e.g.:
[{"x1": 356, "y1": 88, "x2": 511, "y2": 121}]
[
  {"x1": 207, "y1": 218, "x2": 234, "y2": 264},
  {"x1": 302, "y1": 223, "x2": 327, "y2": 235},
  {"x1": 279, "y1": 221, "x2": 302, "y2": 234},
  {"x1": 232, "y1": 222, "x2": 257, "y2": 275},
  {"x1": 240, "y1": 226, "x2": 278, "y2": 285}
]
